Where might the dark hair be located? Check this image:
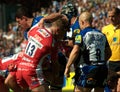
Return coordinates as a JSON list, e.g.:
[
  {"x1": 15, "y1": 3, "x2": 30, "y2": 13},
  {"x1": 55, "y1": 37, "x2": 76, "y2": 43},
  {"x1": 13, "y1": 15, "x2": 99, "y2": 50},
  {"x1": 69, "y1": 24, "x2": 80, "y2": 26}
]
[
  {"x1": 15, "y1": 7, "x2": 33, "y2": 18},
  {"x1": 115, "y1": 7, "x2": 120, "y2": 15},
  {"x1": 109, "y1": 7, "x2": 120, "y2": 15}
]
